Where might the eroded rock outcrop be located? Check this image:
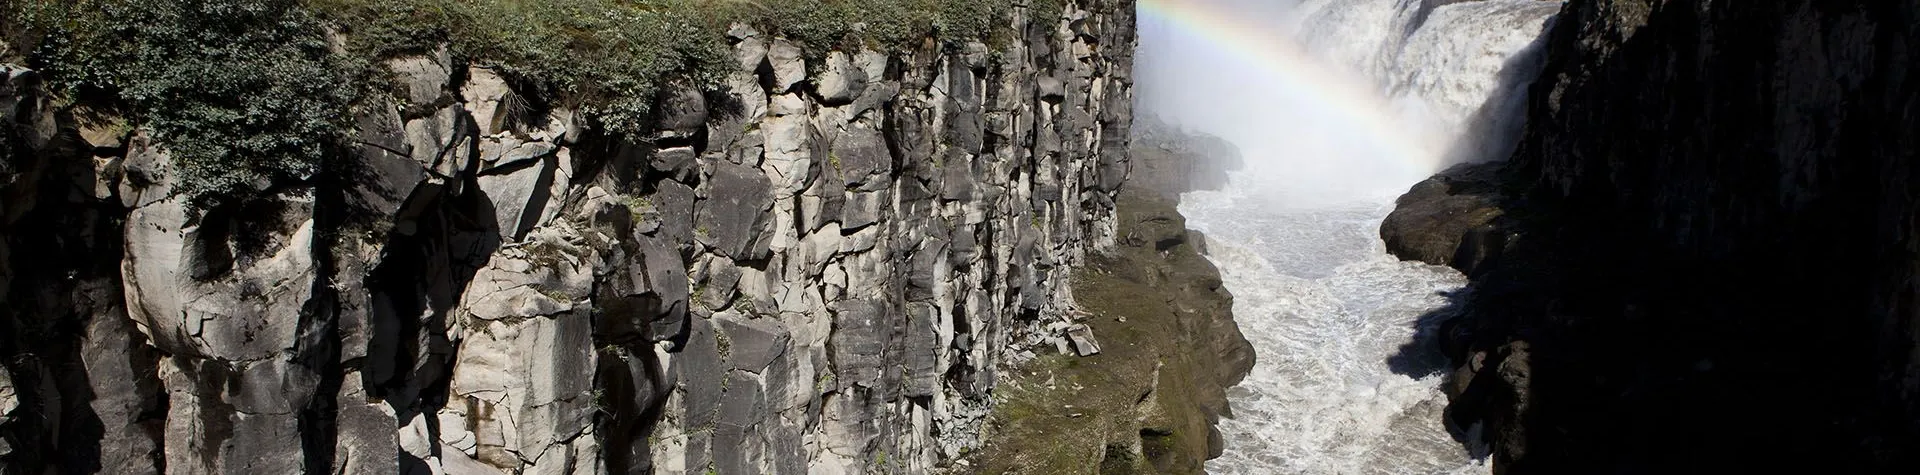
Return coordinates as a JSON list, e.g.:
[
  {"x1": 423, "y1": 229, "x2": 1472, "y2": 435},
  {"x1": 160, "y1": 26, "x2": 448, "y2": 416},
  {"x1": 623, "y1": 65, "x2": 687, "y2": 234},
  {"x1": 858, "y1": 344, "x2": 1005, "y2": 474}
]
[
  {"x1": 968, "y1": 121, "x2": 1254, "y2": 474},
  {"x1": 0, "y1": 1, "x2": 1163, "y2": 474}
]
